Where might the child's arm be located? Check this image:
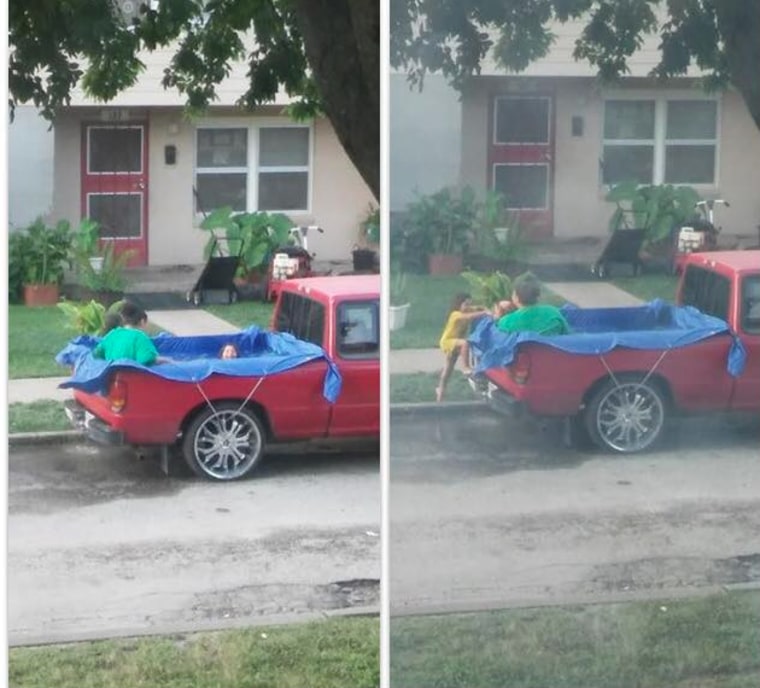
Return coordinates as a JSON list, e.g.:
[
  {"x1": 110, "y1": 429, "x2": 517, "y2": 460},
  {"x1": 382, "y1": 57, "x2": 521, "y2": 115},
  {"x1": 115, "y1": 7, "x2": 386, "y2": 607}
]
[
  {"x1": 460, "y1": 309, "x2": 490, "y2": 321},
  {"x1": 135, "y1": 333, "x2": 160, "y2": 366}
]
